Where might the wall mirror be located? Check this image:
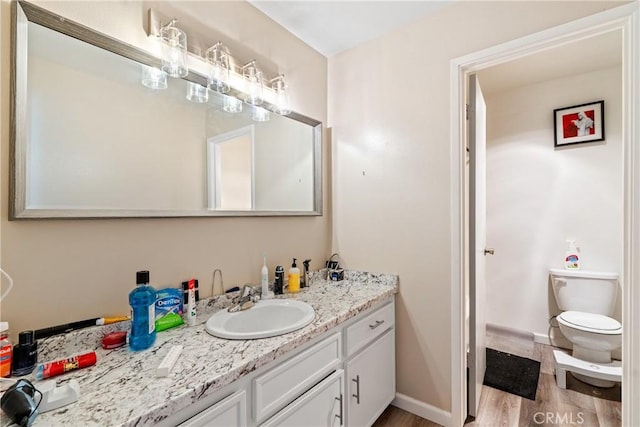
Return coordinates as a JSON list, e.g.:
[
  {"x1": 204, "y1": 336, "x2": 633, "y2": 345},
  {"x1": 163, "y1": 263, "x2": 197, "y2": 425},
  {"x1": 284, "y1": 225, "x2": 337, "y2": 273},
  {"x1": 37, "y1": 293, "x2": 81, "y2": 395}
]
[{"x1": 10, "y1": 1, "x2": 322, "y2": 219}]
